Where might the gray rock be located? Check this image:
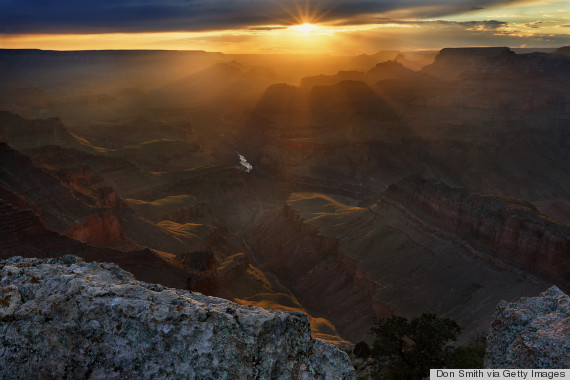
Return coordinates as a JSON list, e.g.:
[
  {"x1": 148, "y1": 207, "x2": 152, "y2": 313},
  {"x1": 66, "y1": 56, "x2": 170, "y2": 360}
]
[
  {"x1": 0, "y1": 256, "x2": 355, "y2": 379},
  {"x1": 484, "y1": 286, "x2": 570, "y2": 368}
]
